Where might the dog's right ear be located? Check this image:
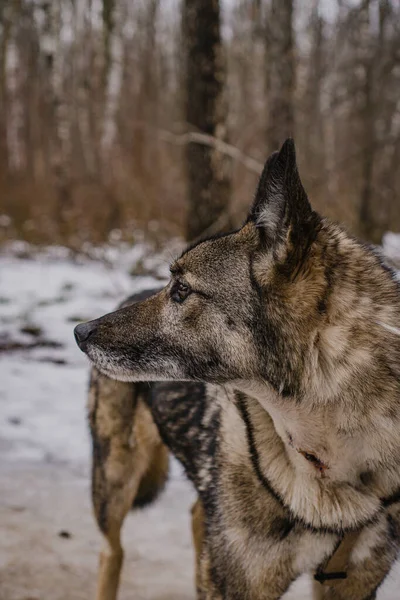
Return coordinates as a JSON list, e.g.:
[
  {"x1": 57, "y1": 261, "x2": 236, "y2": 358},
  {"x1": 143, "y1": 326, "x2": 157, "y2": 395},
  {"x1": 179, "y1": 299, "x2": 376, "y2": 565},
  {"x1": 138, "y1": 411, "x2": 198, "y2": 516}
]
[{"x1": 249, "y1": 139, "x2": 313, "y2": 247}]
